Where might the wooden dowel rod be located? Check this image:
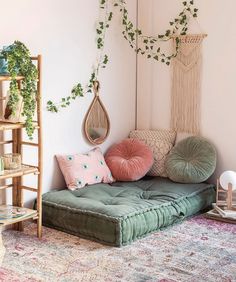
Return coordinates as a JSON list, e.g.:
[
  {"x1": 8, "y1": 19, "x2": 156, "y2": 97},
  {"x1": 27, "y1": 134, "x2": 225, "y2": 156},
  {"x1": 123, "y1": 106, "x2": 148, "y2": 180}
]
[
  {"x1": 21, "y1": 141, "x2": 39, "y2": 147},
  {"x1": 0, "y1": 184, "x2": 13, "y2": 190},
  {"x1": 22, "y1": 163, "x2": 39, "y2": 169},
  {"x1": 0, "y1": 140, "x2": 13, "y2": 145},
  {"x1": 171, "y1": 33, "x2": 208, "y2": 39},
  {"x1": 37, "y1": 54, "x2": 43, "y2": 239},
  {"x1": 20, "y1": 186, "x2": 38, "y2": 192}
]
